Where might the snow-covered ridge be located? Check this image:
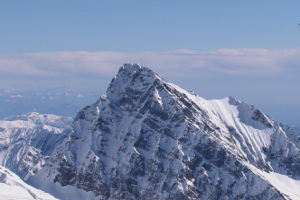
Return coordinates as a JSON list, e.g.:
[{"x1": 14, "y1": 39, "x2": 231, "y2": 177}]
[
  {"x1": 0, "y1": 113, "x2": 72, "y2": 180},
  {"x1": 2, "y1": 112, "x2": 73, "y2": 129}
]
